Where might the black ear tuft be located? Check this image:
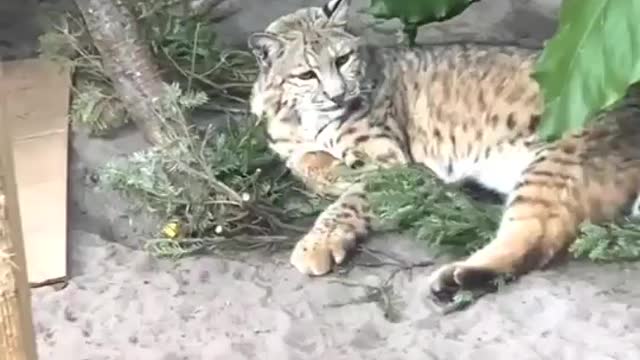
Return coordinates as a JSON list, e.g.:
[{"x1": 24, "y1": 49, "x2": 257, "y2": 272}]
[
  {"x1": 322, "y1": 0, "x2": 350, "y2": 24},
  {"x1": 247, "y1": 32, "x2": 284, "y2": 69}
]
